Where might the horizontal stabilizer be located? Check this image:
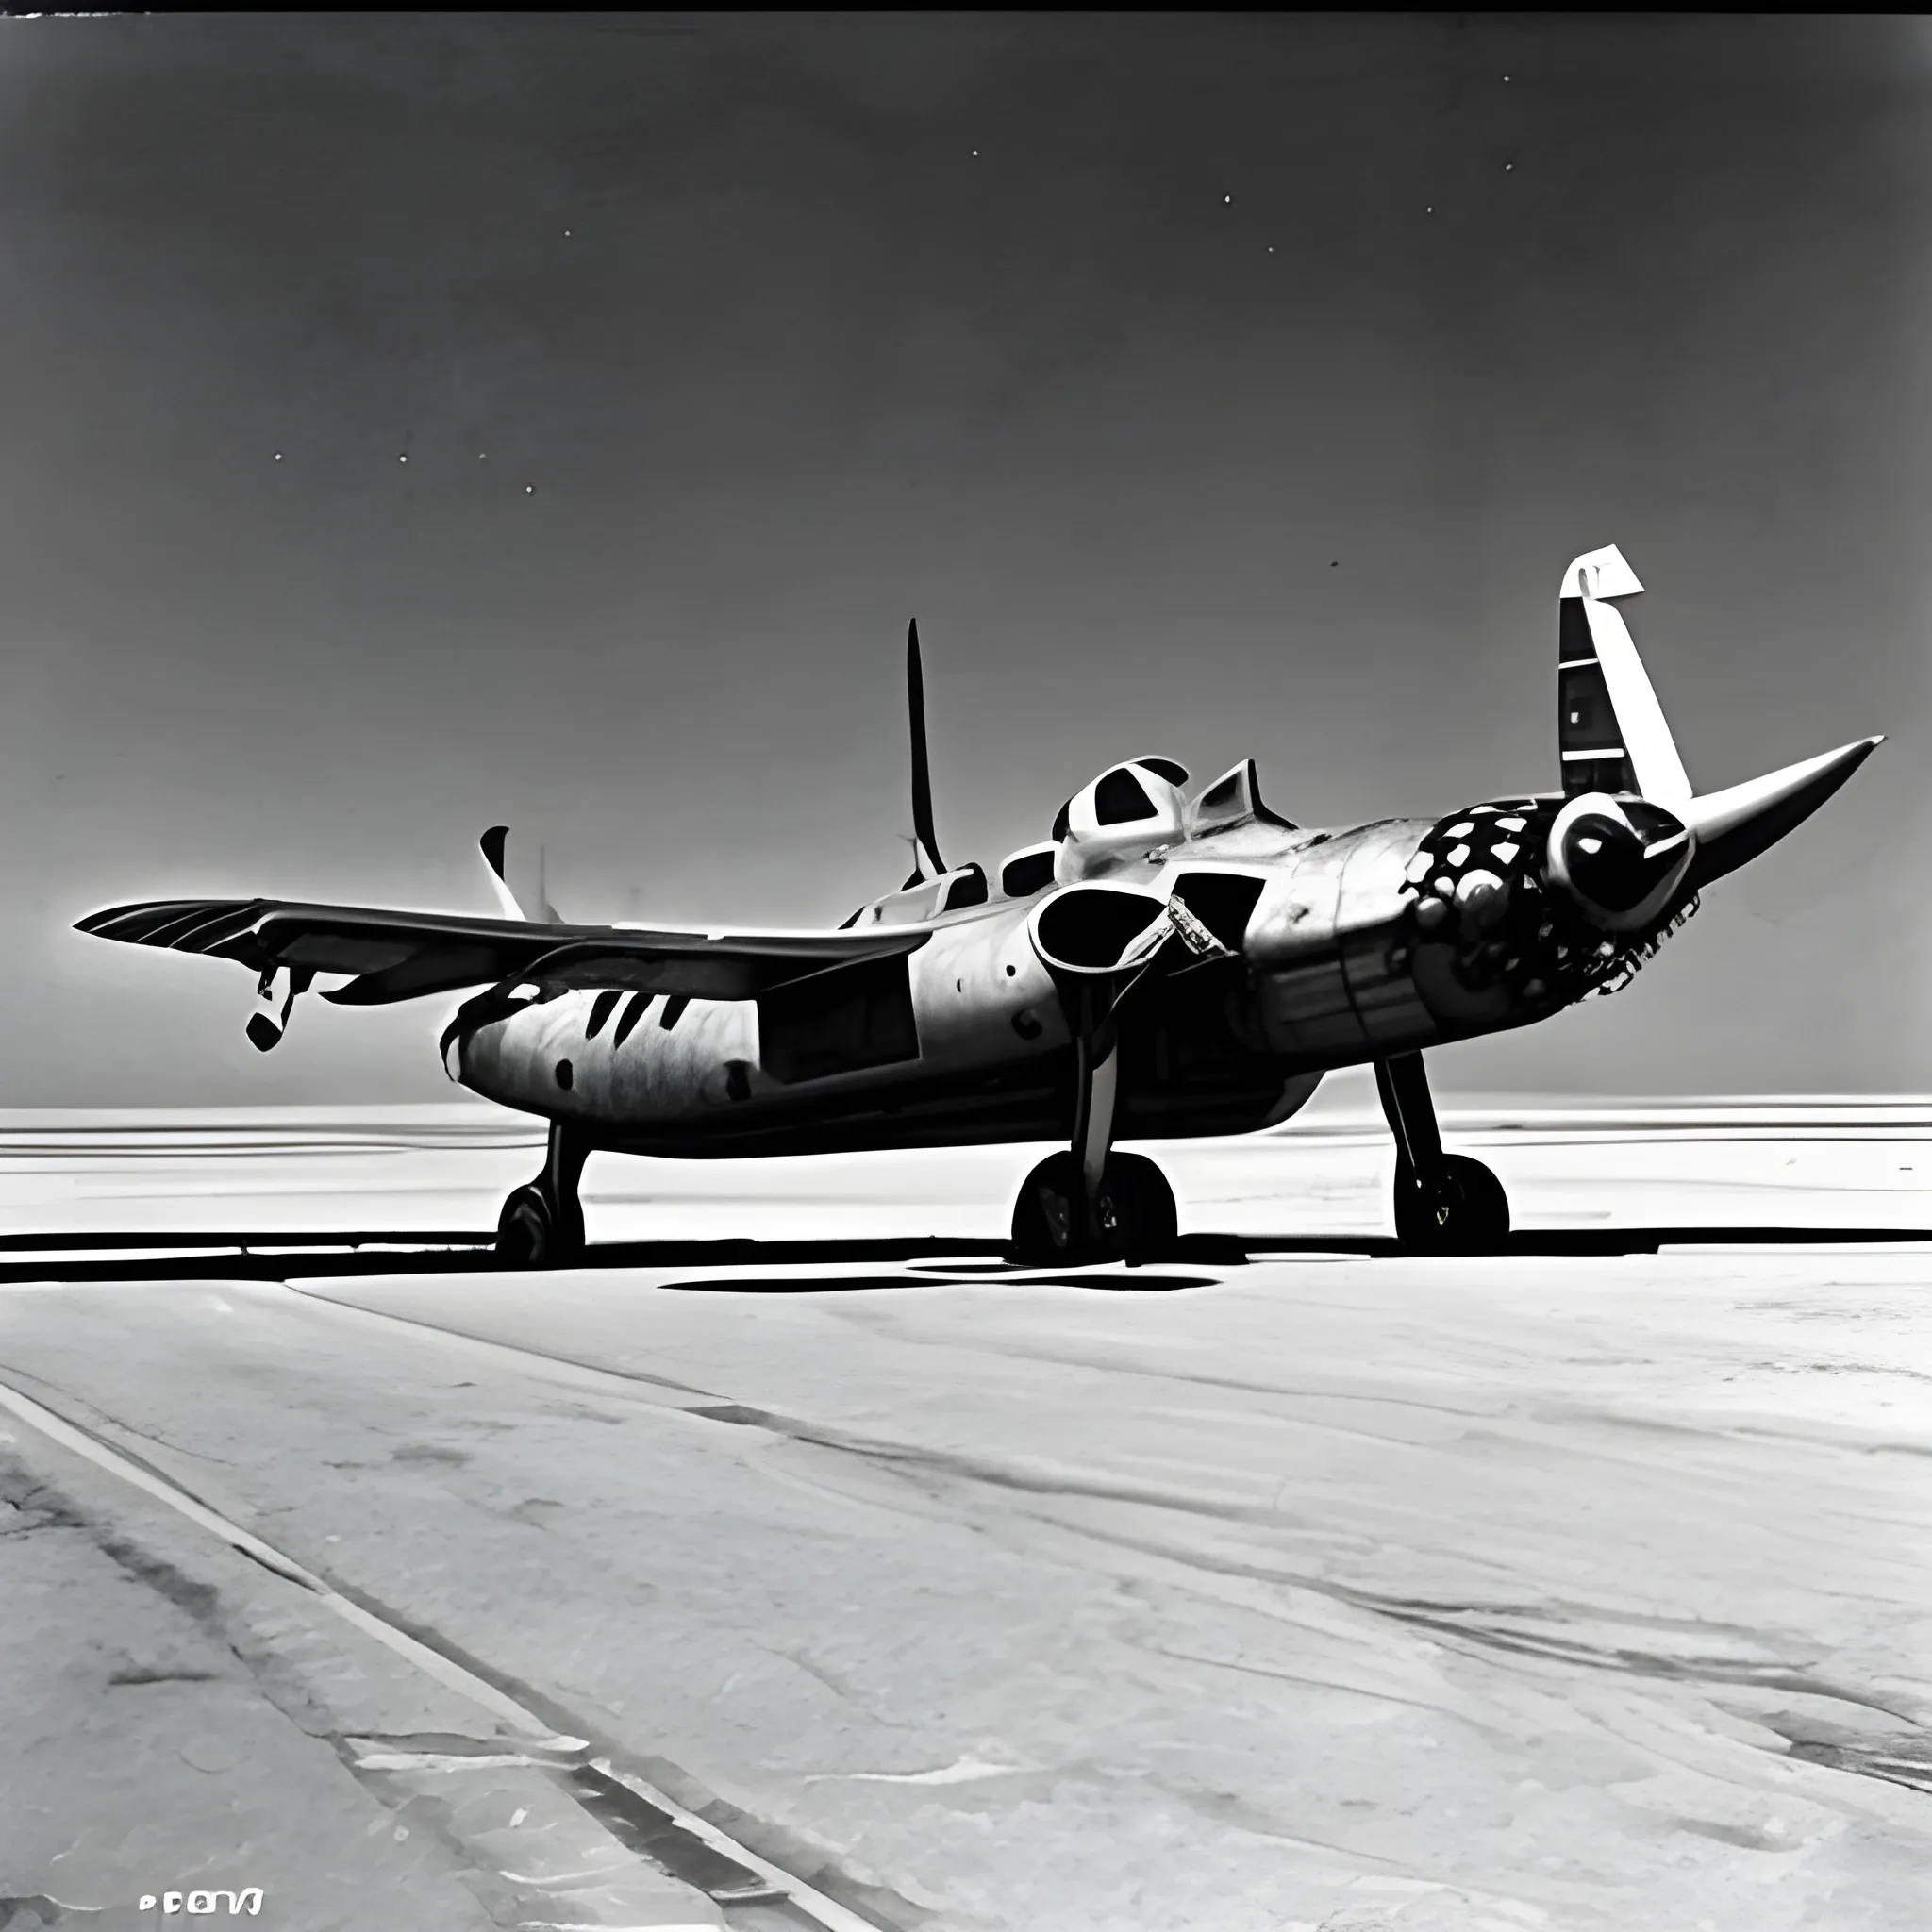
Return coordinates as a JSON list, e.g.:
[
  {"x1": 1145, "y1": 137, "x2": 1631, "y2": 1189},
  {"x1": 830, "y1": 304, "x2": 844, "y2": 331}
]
[{"x1": 1684, "y1": 736, "x2": 1883, "y2": 890}]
